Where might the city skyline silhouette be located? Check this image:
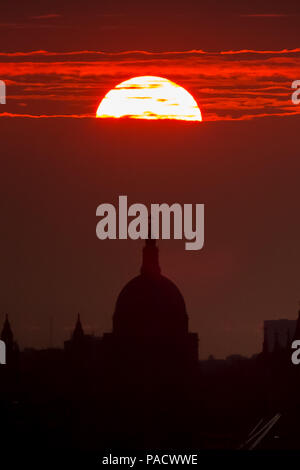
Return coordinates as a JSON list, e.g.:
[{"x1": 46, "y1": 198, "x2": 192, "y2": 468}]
[{"x1": 1, "y1": 233, "x2": 300, "y2": 457}]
